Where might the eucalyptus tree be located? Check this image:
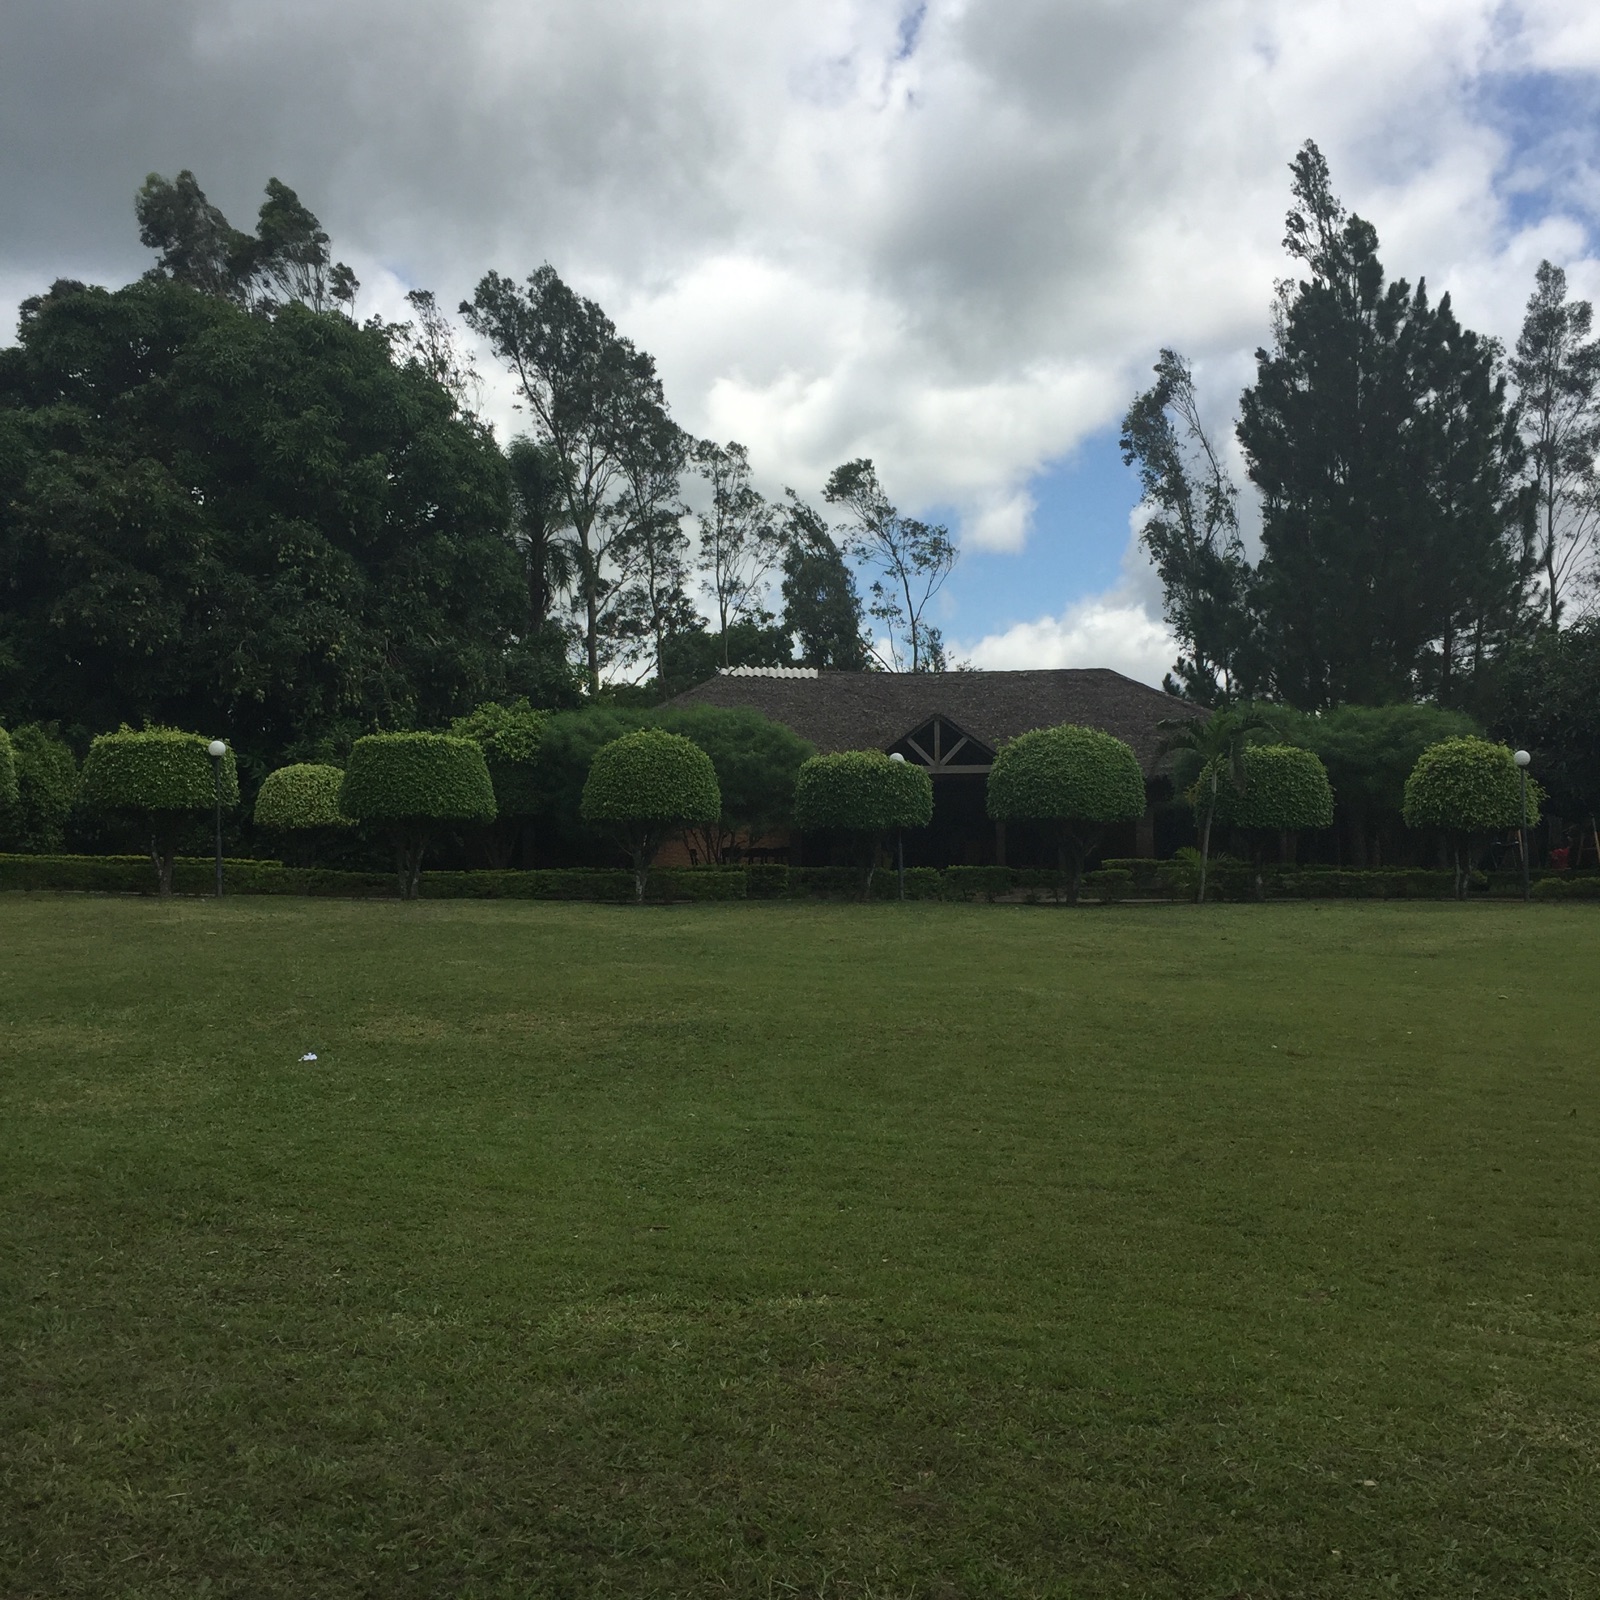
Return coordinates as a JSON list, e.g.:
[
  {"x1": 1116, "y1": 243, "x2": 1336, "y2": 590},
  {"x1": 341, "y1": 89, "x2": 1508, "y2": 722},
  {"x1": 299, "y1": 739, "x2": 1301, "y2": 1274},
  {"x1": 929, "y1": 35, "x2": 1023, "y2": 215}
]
[
  {"x1": 1121, "y1": 348, "x2": 1258, "y2": 703},
  {"x1": 1511, "y1": 261, "x2": 1600, "y2": 630},
  {"x1": 463, "y1": 265, "x2": 675, "y2": 694},
  {"x1": 779, "y1": 493, "x2": 870, "y2": 670},
  {"x1": 694, "y1": 440, "x2": 782, "y2": 667},
  {"x1": 823, "y1": 459, "x2": 956, "y2": 672}
]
